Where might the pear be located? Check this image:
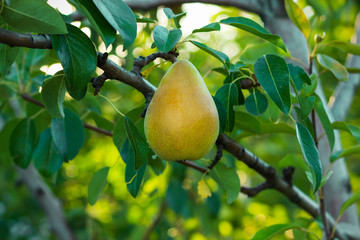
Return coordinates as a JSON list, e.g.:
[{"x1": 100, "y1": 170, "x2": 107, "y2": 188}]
[{"x1": 144, "y1": 59, "x2": 219, "y2": 161}]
